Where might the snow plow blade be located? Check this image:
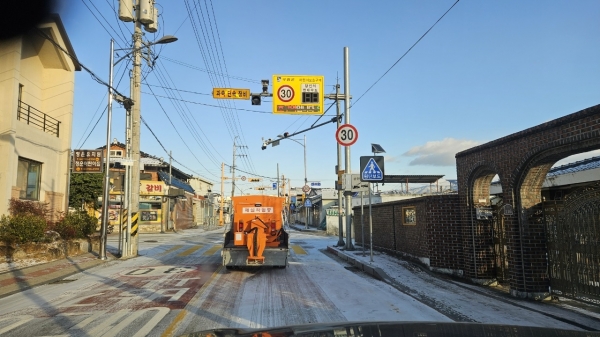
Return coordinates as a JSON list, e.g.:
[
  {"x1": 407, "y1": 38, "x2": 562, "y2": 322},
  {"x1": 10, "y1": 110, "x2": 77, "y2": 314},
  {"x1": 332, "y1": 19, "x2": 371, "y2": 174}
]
[{"x1": 222, "y1": 247, "x2": 288, "y2": 268}]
